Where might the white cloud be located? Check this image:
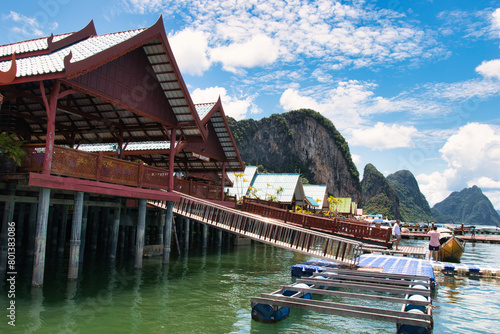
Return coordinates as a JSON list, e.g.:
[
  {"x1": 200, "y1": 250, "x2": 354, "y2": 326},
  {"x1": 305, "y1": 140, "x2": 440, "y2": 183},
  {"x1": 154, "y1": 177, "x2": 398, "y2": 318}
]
[
  {"x1": 476, "y1": 59, "x2": 500, "y2": 80},
  {"x1": 418, "y1": 123, "x2": 500, "y2": 207},
  {"x1": 491, "y1": 8, "x2": 500, "y2": 31},
  {"x1": 210, "y1": 35, "x2": 280, "y2": 73},
  {"x1": 124, "y1": 0, "x2": 447, "y2": 73},
  {"x1": 2, "y1": 11, "x2": 45, "y2": 38},
  {"x1": 349, "y1": 122, "x2": 418, "y2": 150},
  {"x1": 190, "y1": 86, "x2": 258, "y2": 120},
  {"x1": 169, "y1": 28, "x2": 211, "y2": 76}
]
